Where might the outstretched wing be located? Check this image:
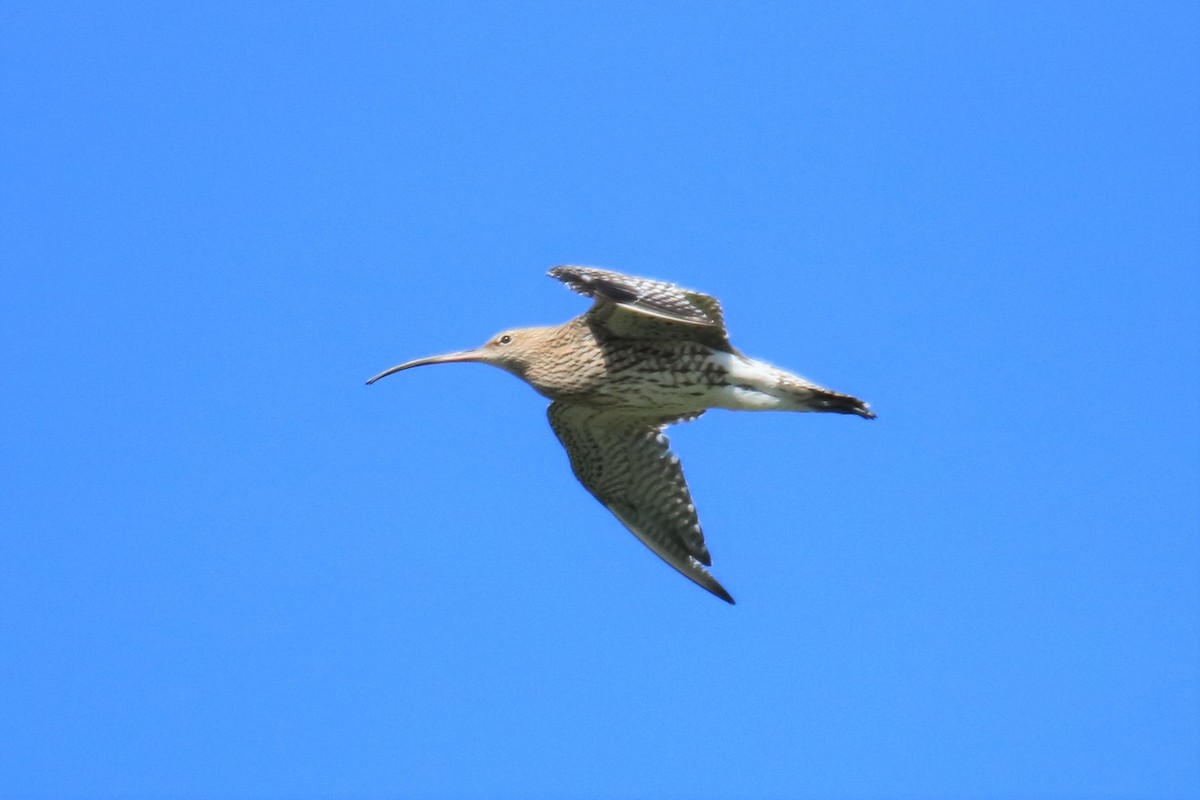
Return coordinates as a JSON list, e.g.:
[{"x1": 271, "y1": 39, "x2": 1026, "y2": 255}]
[
  {"x1": 549, "y1": 265, "x2": 735, "y2": 353},
  {"x1": 547, "y1": 401, "x2": 734, "y2": 604}
]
